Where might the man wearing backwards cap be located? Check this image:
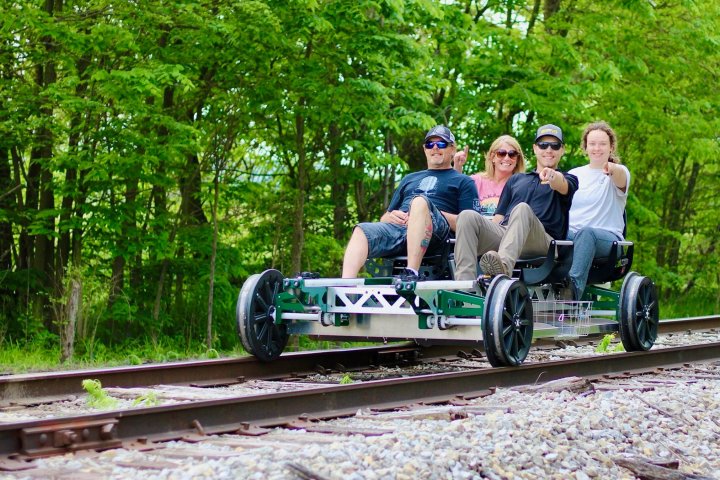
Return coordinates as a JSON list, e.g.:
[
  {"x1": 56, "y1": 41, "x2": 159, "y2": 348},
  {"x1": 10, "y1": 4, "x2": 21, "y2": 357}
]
[
  {"x1": 342, "y1": 125, "x2": 480, "y2": 279},
  {"x1": 454, "y1": 124, "x2": 578, "y2": 280}
]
